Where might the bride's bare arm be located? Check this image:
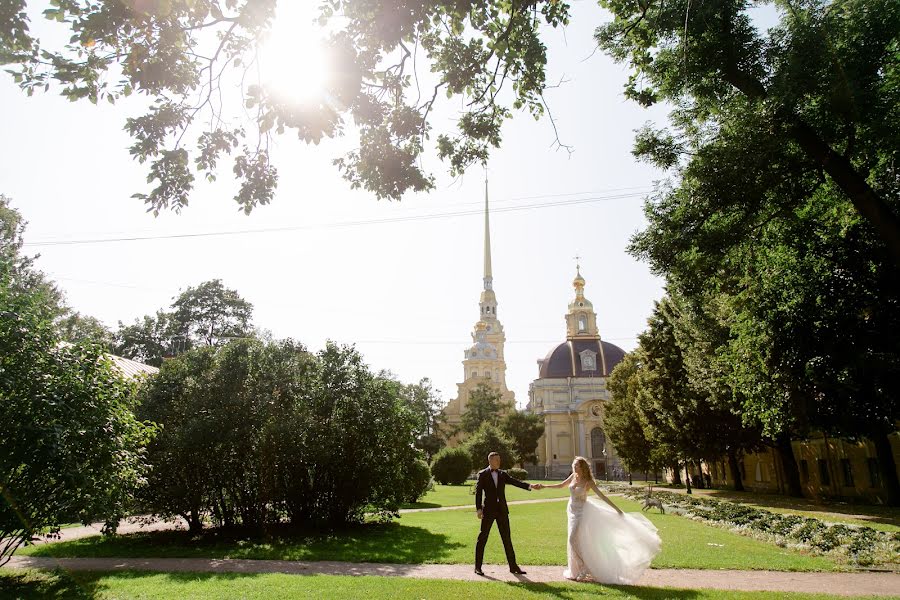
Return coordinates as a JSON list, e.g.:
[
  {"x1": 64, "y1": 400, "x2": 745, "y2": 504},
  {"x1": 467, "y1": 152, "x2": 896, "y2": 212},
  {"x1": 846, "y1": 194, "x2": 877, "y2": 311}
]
[
  {"x1": 591, "y1": 481, "x2": 625, "y2": 514},
  {"x1": 539, "y1": 473, "x2": 574, "y2": 489}
]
